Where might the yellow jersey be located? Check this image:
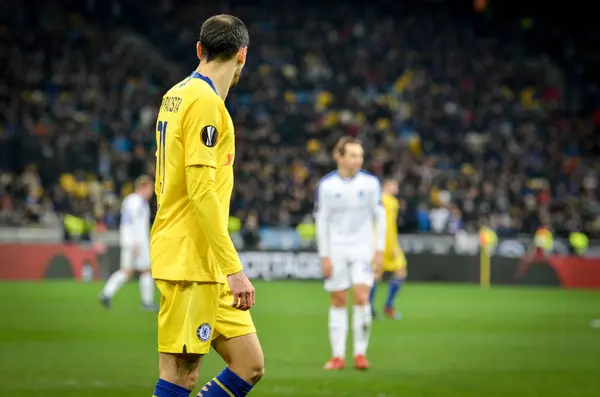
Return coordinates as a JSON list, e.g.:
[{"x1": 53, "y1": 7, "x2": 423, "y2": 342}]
[
  {"x1": 151, "y1": 72, "x2": 242, "y2": 283},
  {"x1": 382, "y1": 193, "x2": 404, "y2": 262}
]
